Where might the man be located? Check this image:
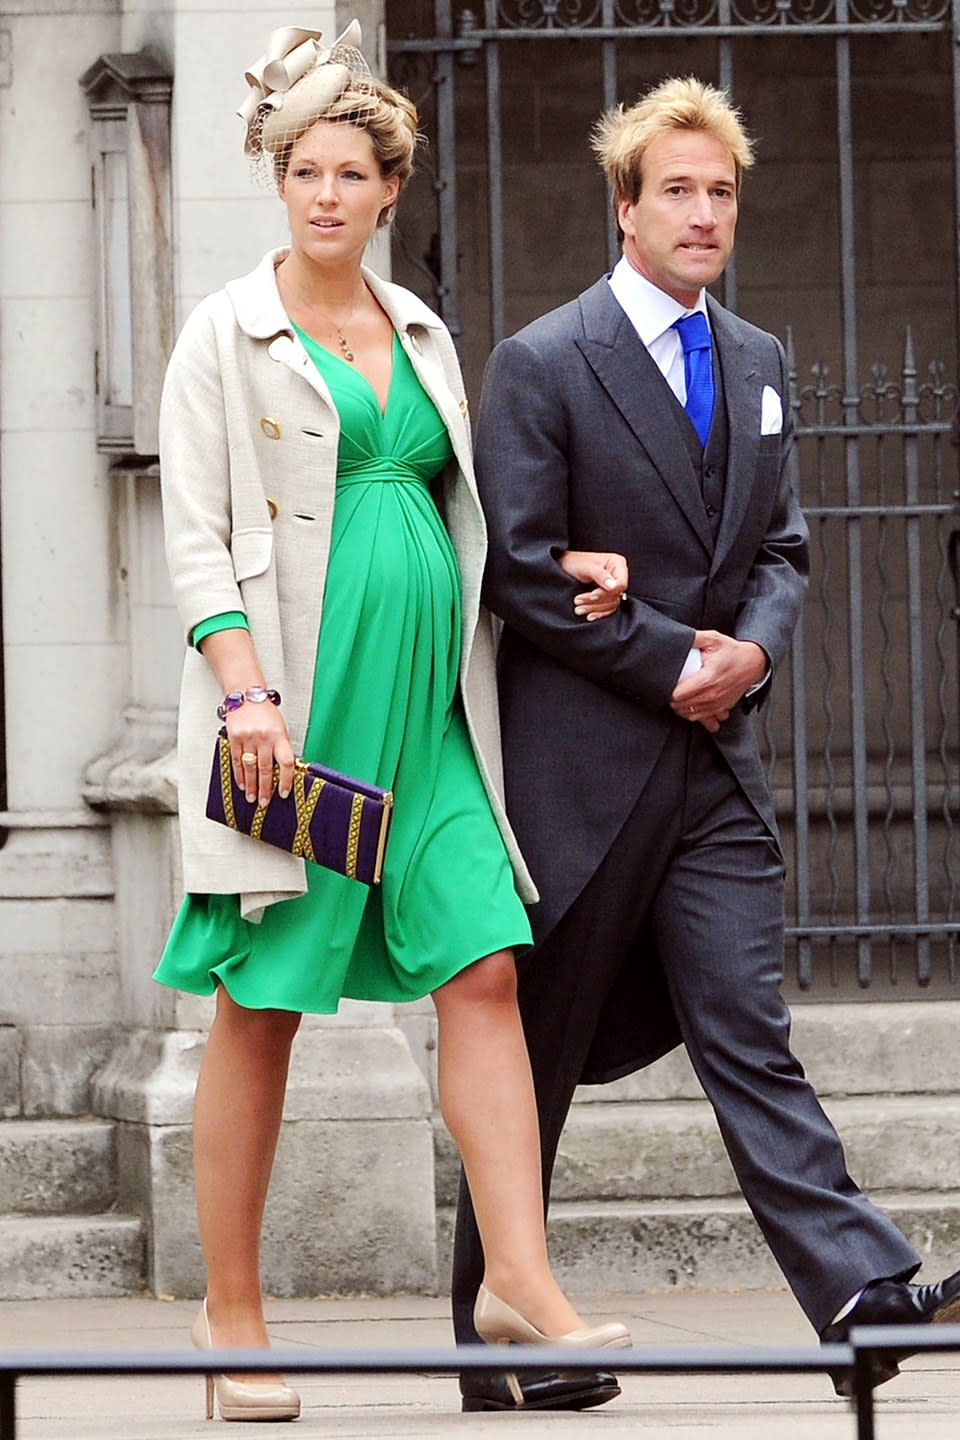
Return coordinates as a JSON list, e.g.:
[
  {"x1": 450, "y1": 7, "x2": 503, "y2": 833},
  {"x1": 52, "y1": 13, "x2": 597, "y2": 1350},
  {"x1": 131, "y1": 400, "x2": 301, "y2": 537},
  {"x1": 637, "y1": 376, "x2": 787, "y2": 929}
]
[{"x1": 453, "y1": 76, "x2": 960, "y2": 1413}]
